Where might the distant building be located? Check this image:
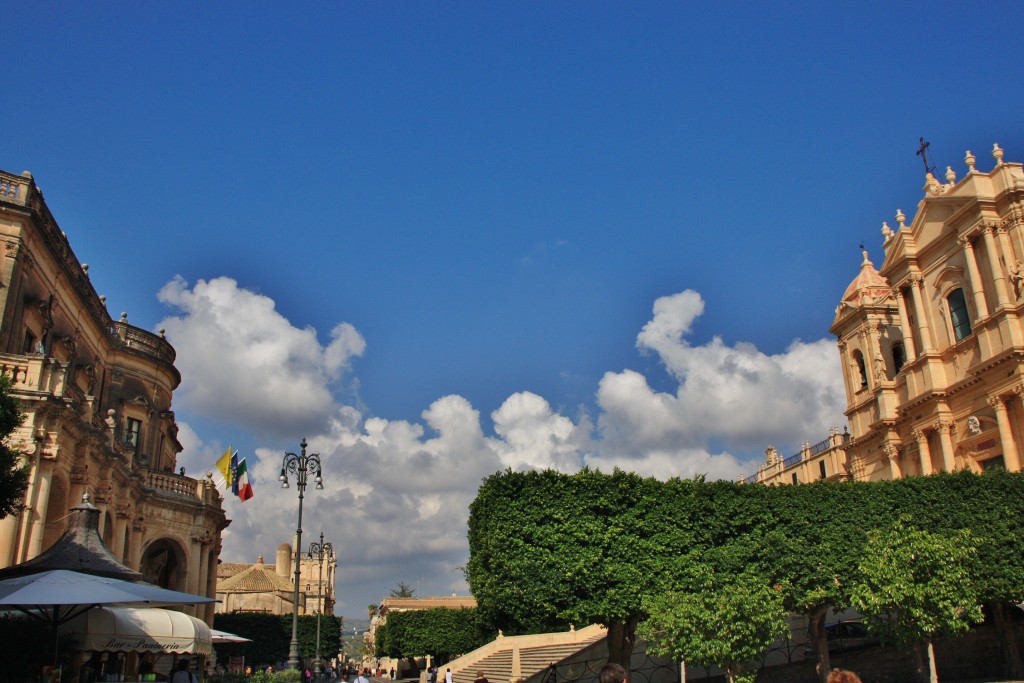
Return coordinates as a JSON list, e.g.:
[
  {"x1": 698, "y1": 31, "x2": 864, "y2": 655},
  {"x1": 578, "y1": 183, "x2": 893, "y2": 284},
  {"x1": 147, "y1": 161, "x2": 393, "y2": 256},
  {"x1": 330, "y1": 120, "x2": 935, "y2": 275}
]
[
  {"x1": 367, "y1": 595, "x2": 477, "y2": 670},
  {"x1": 749, "y1": 144, "x2": 1024, "y2": 485},
  {"x1": 0, "y1": 169, "x2": 228, "y2": 621},
  {"x1": 216, "y1": 542, "x2": 336, "y2": 615}
]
